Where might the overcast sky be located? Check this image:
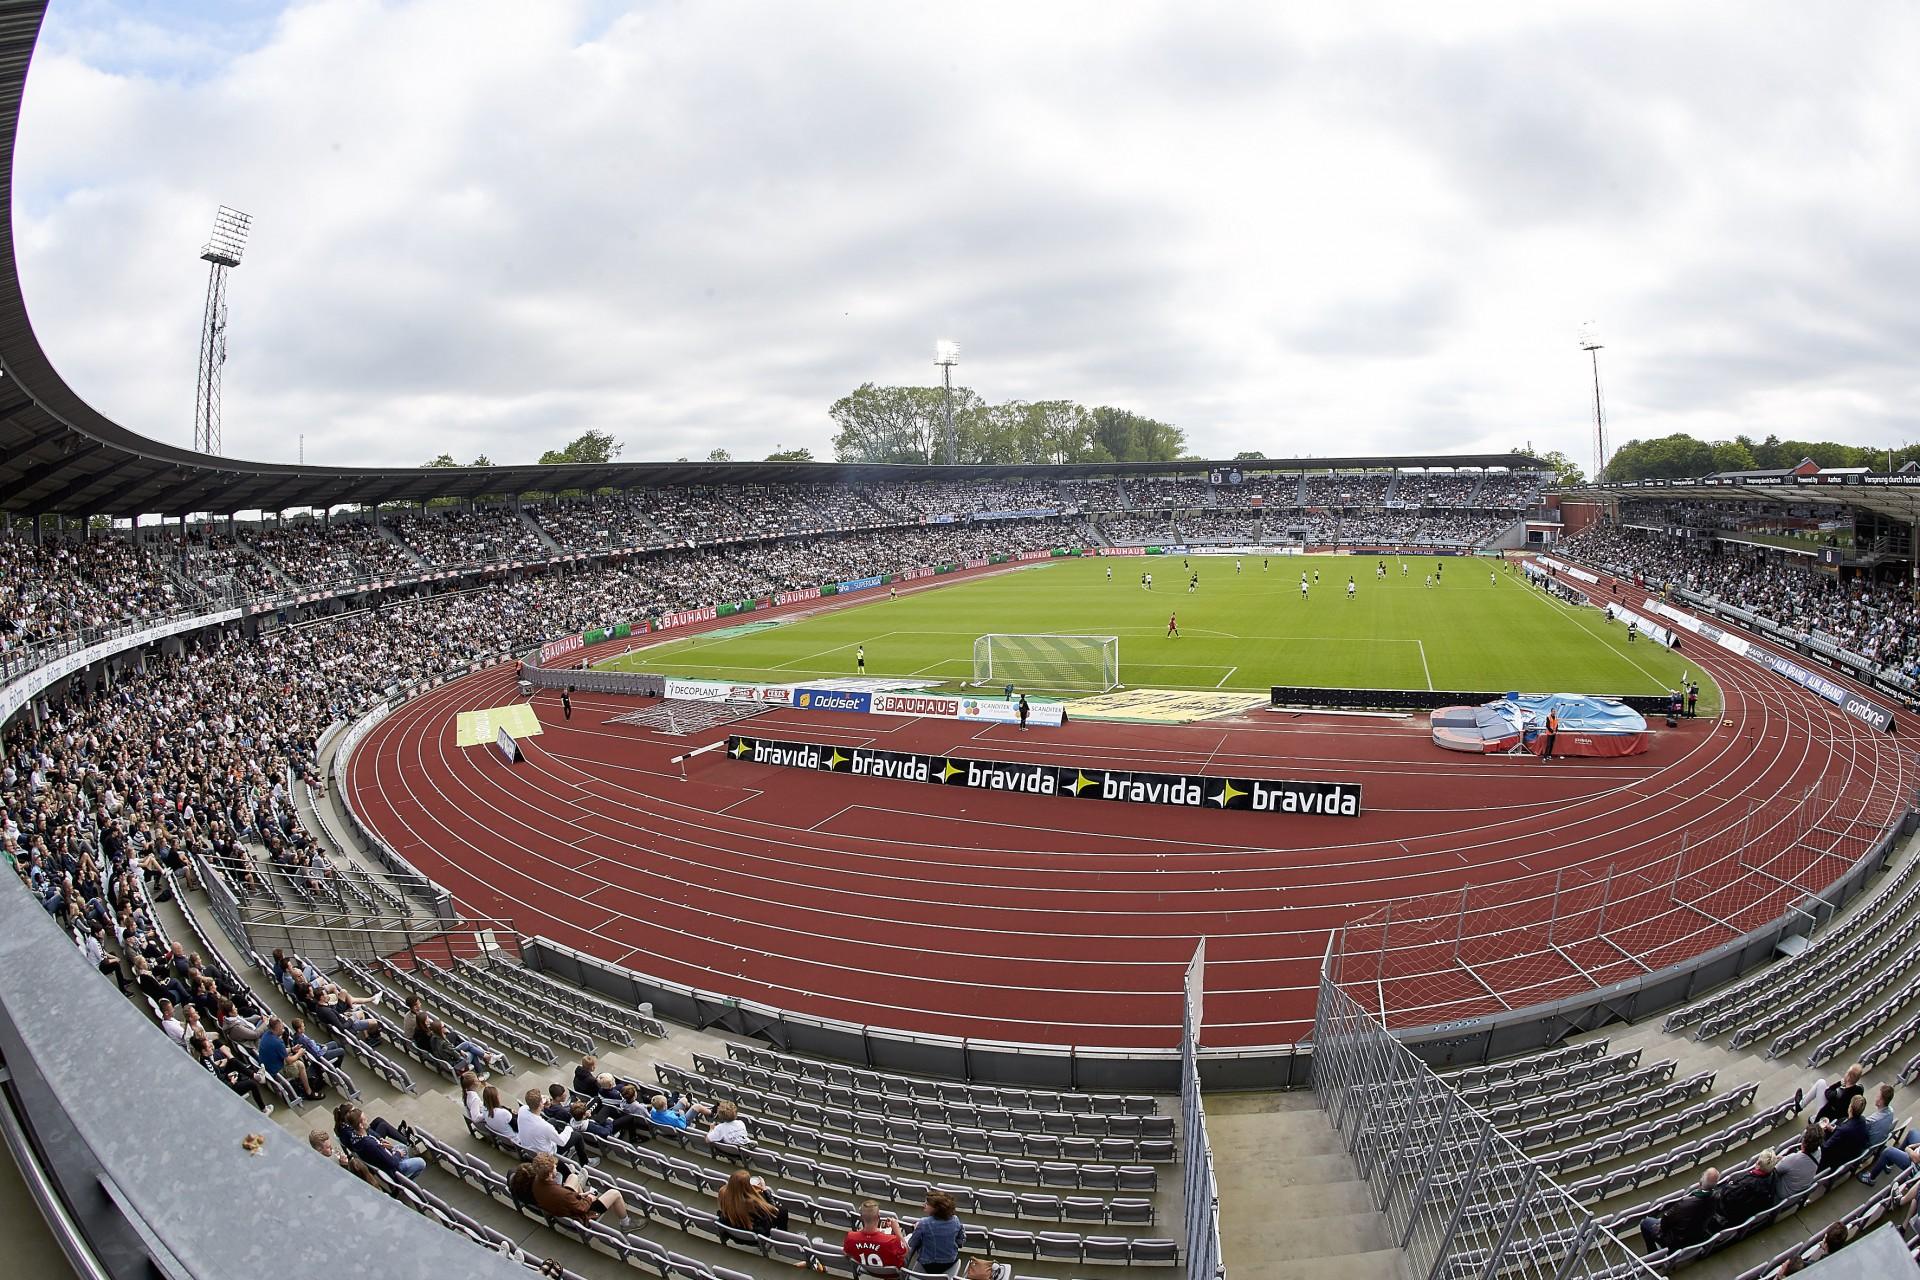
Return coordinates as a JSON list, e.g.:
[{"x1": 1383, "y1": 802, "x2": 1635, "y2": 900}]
[{"x1": 13, "y1": 0, "x2": 1919, "y2": 472}]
